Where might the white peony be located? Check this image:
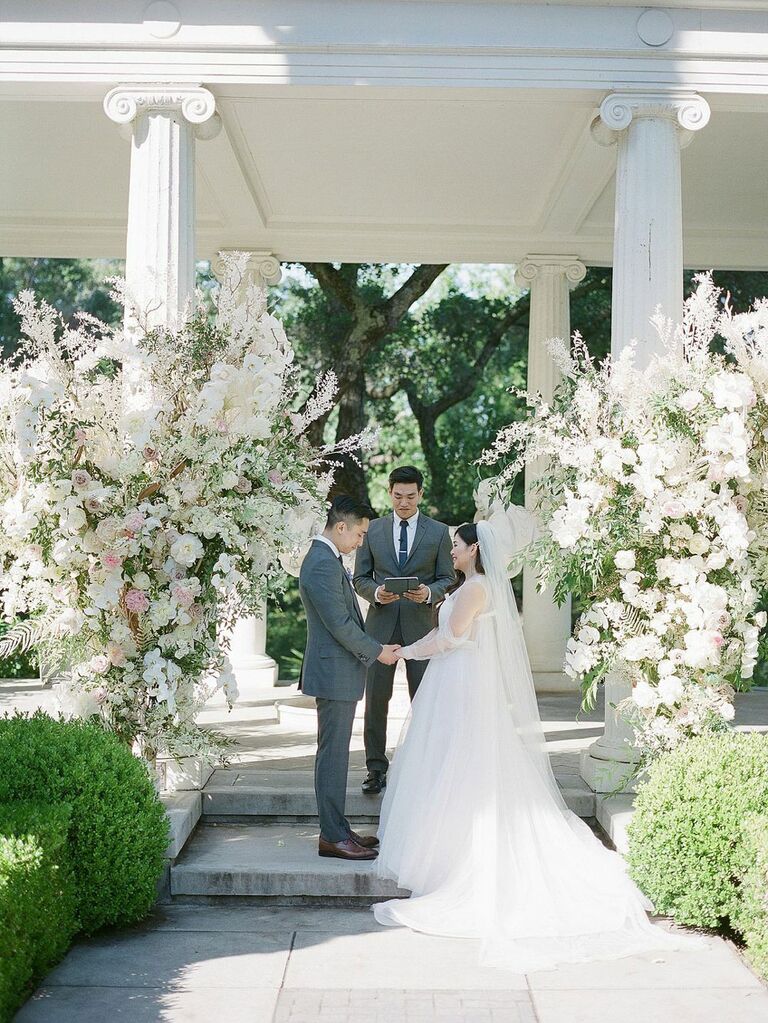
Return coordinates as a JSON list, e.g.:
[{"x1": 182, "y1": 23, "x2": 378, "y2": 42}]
[
  {"x1": 170, "y1": 533, "x2": 204, "y2": 567},
  {"x1": 708, "y1": 371, "x2": 756, "y2": 411},
  {"x1": 657, "y1": 674, "x2": 684, "y2": 706}
]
